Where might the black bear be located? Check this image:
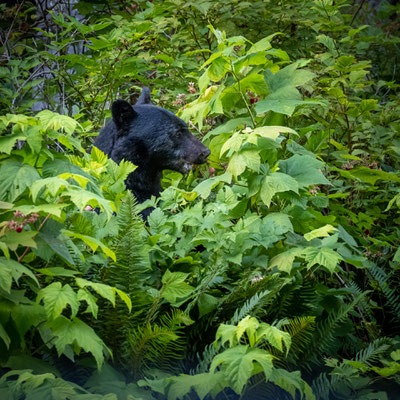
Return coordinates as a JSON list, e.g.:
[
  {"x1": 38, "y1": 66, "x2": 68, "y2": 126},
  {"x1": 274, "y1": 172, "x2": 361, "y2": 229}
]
[{"x1": 94, "y1": 88, "x2": 210, "y2": 213}]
